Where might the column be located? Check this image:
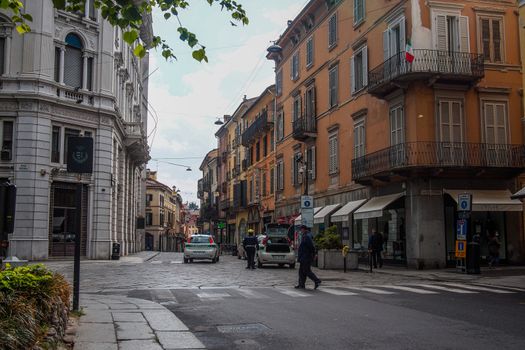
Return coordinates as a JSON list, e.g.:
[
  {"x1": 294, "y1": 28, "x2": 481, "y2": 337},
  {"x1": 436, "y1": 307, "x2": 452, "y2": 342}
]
[
  {"x1": 59, "y1": 47, "x2": 65, "y2": 84},
  {"x1": 4, "y1": 36, "x2": 11, "y2": 75},
  {"x1": 84, "y1": 0, "x2": 90, "y2": 19},
  {"x1": 82, "y1": 53, "x2": 88, "y2": 90}
]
